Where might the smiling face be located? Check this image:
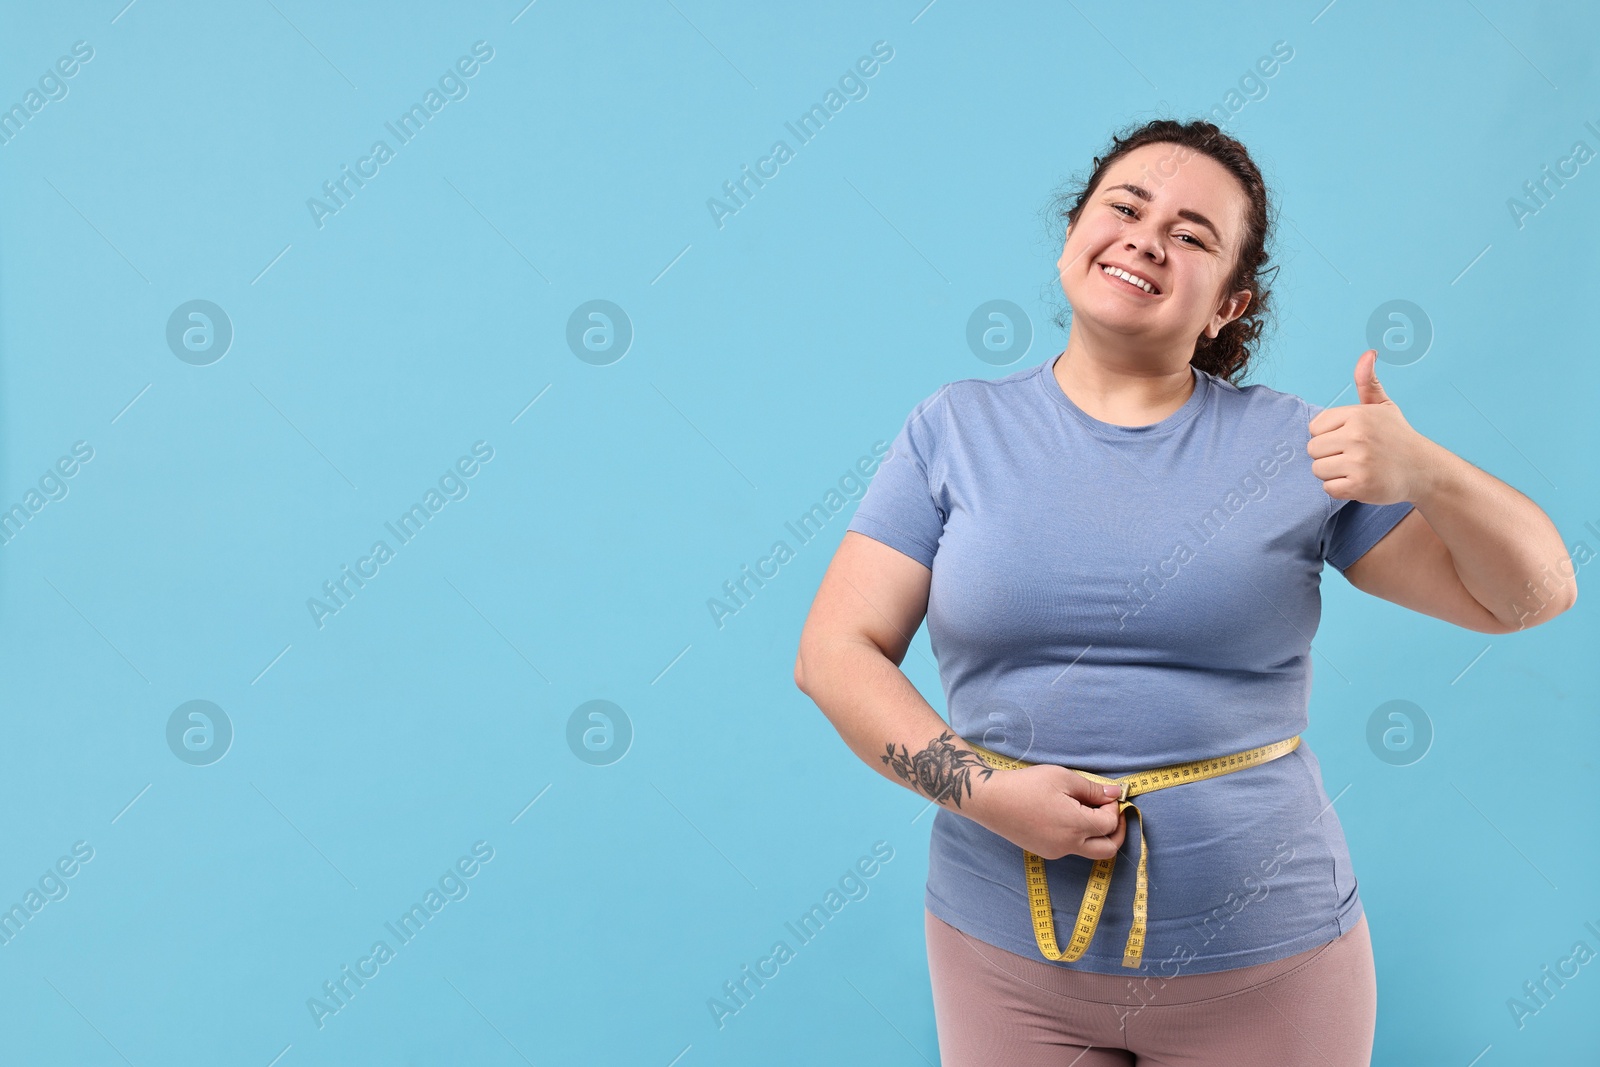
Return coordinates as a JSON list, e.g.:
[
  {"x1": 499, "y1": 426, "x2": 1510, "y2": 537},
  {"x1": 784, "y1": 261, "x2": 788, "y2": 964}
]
[{"x1": 1057, "y1": 141, "x2": 1254, "y2": 359}]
